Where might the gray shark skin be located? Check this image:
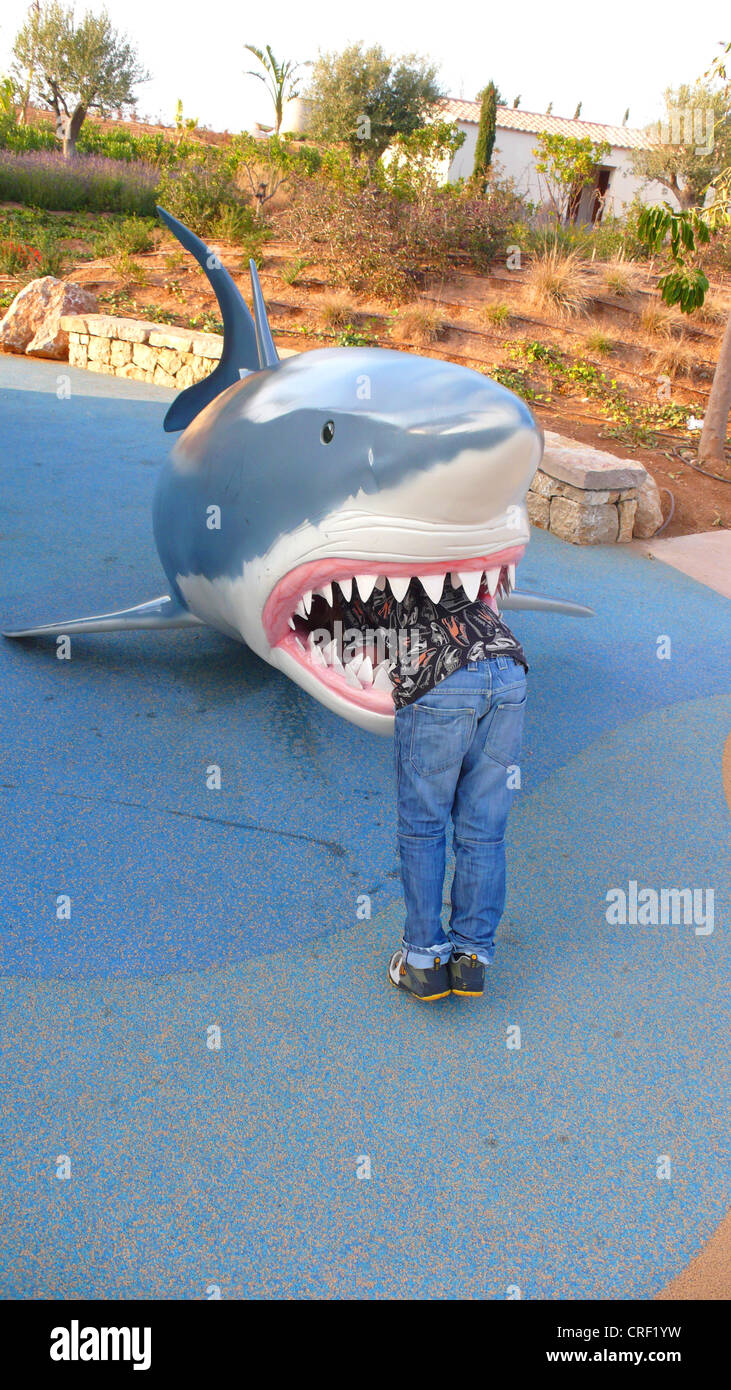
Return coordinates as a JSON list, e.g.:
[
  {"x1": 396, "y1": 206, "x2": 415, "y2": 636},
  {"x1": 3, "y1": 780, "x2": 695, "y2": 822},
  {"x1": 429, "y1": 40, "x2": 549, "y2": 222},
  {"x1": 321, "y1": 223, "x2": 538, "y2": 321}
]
[{"x1": 3, "y1": 208, "x2": 592, "y2": 735}]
